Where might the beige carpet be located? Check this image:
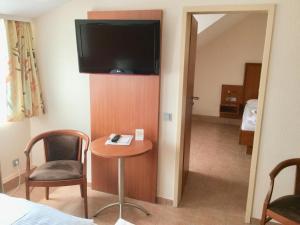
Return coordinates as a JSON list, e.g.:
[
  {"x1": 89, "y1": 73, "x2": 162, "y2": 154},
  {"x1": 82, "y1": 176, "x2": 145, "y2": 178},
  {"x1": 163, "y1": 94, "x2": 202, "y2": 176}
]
[
  {"x1": 181, "y1": 120, "x2": 252, "y2": 225},
  {"x1": 11, "y1": 120, "x2": 258, "y2": 225}
]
